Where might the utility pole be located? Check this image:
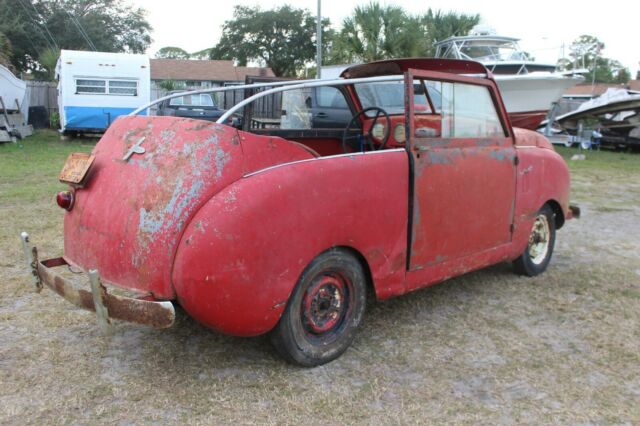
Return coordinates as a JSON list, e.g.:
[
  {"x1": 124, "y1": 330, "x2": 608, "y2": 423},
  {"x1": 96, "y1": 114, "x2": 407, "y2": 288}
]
[{"x1": 316, "y1": 0, "x2": 322, "y2": 79}]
